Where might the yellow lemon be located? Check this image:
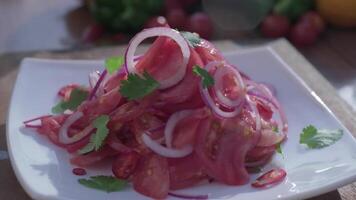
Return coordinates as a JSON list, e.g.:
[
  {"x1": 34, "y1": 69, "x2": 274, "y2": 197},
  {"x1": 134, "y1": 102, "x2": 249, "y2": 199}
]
[{"x1": 316, "y1": 0, "x2": 356, "y2": 28}]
